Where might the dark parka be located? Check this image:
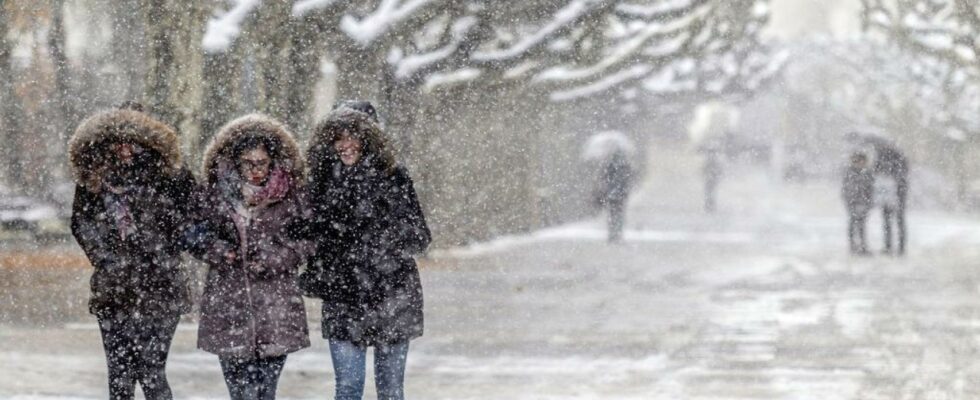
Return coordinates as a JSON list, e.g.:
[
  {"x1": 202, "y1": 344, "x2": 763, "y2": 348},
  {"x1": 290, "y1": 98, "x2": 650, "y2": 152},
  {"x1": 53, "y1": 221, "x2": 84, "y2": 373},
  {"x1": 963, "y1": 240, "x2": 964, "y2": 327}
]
[
  {"x1": 842, "y1": 165, "x2": 874, "y2": 216},
  {"x1": 69, "y1": 109, "x2": 194, "y2": 317},
  {"x1": 301, "y1": 109, "x2": 431, "y2": 347},
  {"x1": 193, "y1": 115, "x2": 310, "y2": 358},
  {"x1": 865, "y1": 136, "x2": 909, "y2": 208},
  {"x1": 600, "y1": 151, "x2": 633, "y2": 205}
]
